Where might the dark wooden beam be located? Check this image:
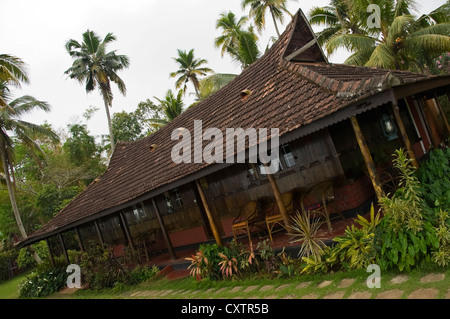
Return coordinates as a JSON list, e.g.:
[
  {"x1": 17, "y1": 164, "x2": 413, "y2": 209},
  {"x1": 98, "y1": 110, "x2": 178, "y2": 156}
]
[
  {"x1": 94, "y1": 220, "x2": 105, "y2": 248},
  {"x1": 150, "y1": 199, "x2": 178, "y2": 259},
  {"x1": 58, "y1": 233, "x2": 70, "y2": 265},
  {"x1": 75, "y1": 227, "x2": 85, "y2": 253},
  {"x1": 392, "y1": 102, "x2": 419, "y2": 169},
  {"x1": 195, "y1": 180, "x2": 223, "y2": 246},
  {"x1": 118, "y1": 211, "x2": 136, "y2": 256},
  {"x1": 350, "y1": 116, "x2": 385, "y2": 202},
  {"x1": 46, "y1": 238, "x2": 55, "y2": 267}
]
